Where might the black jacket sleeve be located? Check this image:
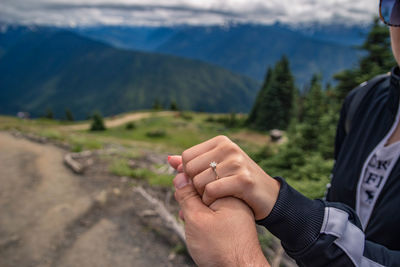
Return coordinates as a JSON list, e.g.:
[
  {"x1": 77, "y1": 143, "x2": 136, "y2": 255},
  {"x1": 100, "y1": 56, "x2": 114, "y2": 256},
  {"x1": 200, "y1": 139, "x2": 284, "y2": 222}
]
[
  {"x1": 256, "y1": 84, "x2": 400, "y2": 266},
  {"x1": 257, "y1": 178, "x2": 400, "y2": 267}
]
